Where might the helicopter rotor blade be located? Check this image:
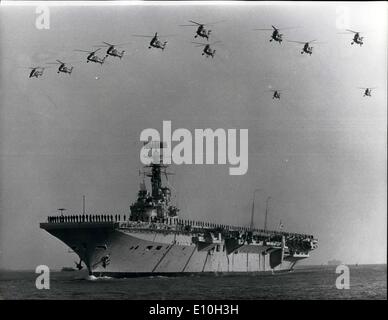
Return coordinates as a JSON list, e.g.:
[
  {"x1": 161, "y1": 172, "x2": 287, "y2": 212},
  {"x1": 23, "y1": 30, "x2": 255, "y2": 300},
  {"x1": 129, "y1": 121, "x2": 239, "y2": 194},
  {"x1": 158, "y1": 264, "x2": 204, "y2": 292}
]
[
  {"x1": 158, "y1": 34, "x2": 178, "y2": 38},
  {"x1": 189, "y1": 20, "x2": 202, "y2": 26},
  {"x1": 286, "y1": 40, "x2": 306, "y2": 44},
  {"x1": 346, "y1": 29, "x2": 359, "y2": 34},
  {"x1": 133, "y1": 33, "x2": 176, "y2": 39},
  {"x1": 48, "y1": 59, "x2": 80, "y2": 66},
  {"x1": 106, "y1": 41, "x2": 131, "y2": 47},
  {"x1": 74, "y1": 49, "x2": 92, "y2": 53},
  {"x1": 114, "y1": 42, "x2": 131, "y2": 47},
  {"x1": 132, "y1": 35, "x2": 154, "y2": 38},
  {"x1": 205, "y1": 20, "x2": 226, "y2": 26},
  {"x1": 94, "y1": 41, "x2": 130, "y2": 48},
  {"x1": 191, "y1": 41, "x2": 206, "y2": 46},
  {"x1": 254, "y1": 26, "x2": 297, "y2": 31},
  {"x1": 277, "y1": 26, "x2": 299, "y2": 30}
]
